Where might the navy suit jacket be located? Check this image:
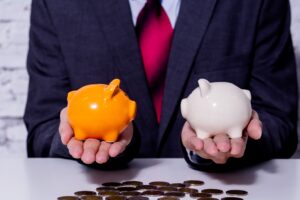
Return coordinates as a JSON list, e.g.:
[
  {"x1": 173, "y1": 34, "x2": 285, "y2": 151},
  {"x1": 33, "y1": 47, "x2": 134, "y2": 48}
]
[{"x1": 24, "y1": 0, "x2": 298, "y2": 170}]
